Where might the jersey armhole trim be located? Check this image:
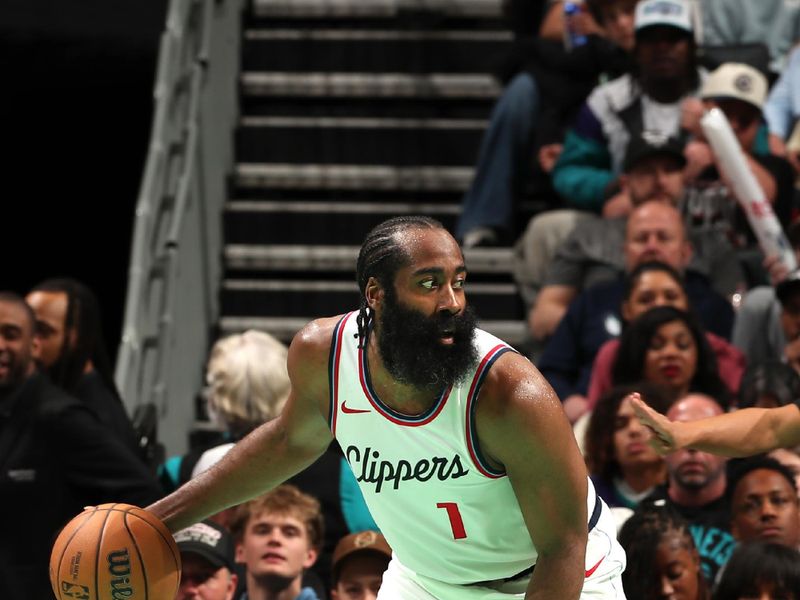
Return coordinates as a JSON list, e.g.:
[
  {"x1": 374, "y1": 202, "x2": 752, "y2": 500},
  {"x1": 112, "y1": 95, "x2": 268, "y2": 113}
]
[
  {"x1": 328, "y1": 312, "x2": 355, "y2": 436},
  {"x1": 465, "y1": 344, "x2": 515, "y2": 478}
]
